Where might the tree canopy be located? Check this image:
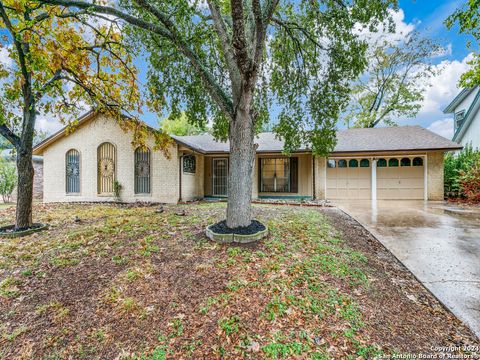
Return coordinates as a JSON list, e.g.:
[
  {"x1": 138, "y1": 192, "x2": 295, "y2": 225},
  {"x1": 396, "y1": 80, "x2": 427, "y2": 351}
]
[
  {"x1": 43, "y1": 0, "x2": 396, "y2": 154},
  {"x1": 344, "y1": 31, "x2": 441, "y2": 128},
  {"x1": 0, "y1": 0, "x2": 147, "y2": 228},
  {"x1": 446, "y1": 1, "x2": 480, "y2": 88},
  {"x1": 160, "y1": 113, "x2": 206, "y2": 136}
]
